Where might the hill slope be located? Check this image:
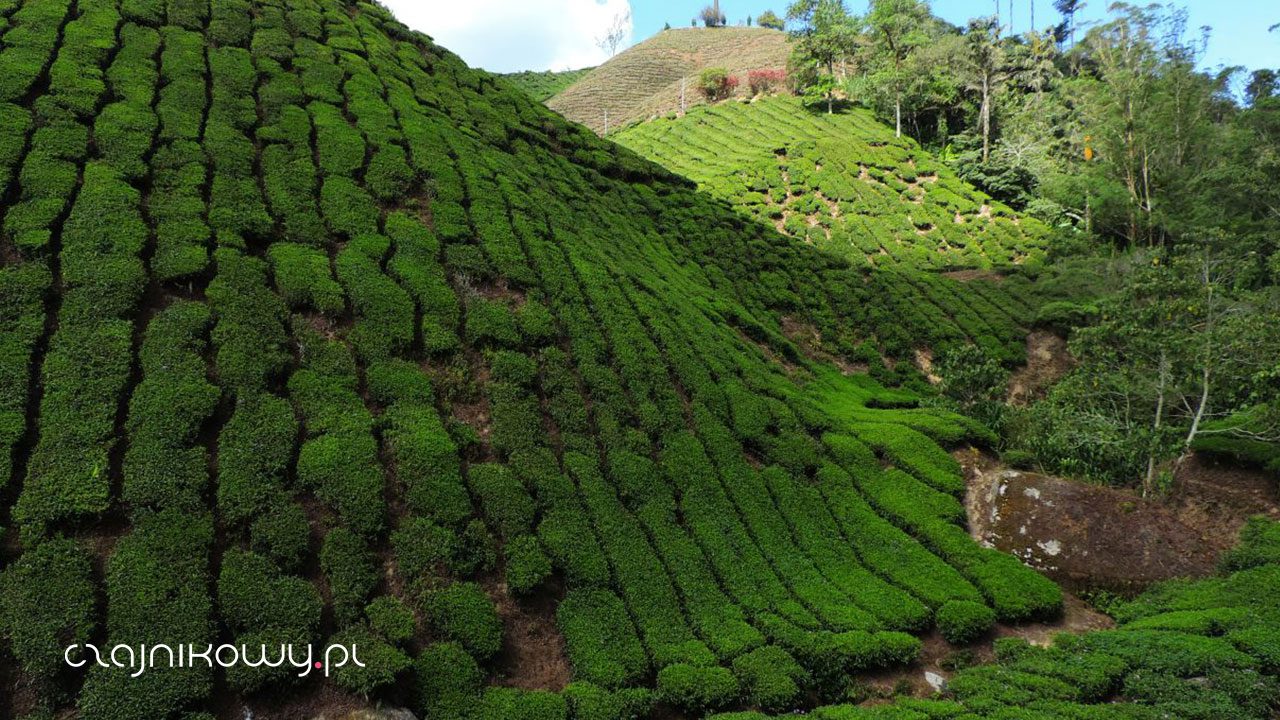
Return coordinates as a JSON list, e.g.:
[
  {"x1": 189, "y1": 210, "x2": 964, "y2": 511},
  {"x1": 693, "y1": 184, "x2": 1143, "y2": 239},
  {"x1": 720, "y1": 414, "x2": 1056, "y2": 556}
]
[
  {"x1": 501, "y1": 67, "x2": 594, "y2": 102},
  {"x1": 0, "y1": 1, "x2": 1275, "y2": 719},
  {"x1": 547, "y1": 27, "x2": 790, "y2": 134},
  {"x1": 615, "y1": 96, "x2": 1052, "y2": 271}
]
